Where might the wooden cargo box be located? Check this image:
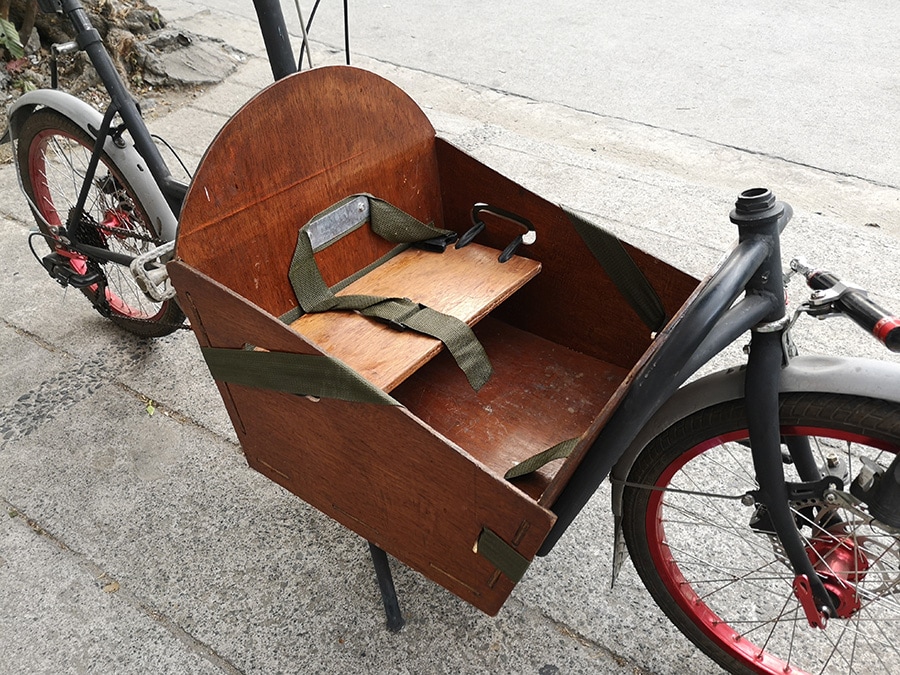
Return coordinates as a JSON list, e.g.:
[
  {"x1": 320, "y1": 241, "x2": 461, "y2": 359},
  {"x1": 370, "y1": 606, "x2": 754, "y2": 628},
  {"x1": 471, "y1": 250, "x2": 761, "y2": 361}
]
[{"x1": 168, "y1": 66, "x2": 697, "y2": 615}]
